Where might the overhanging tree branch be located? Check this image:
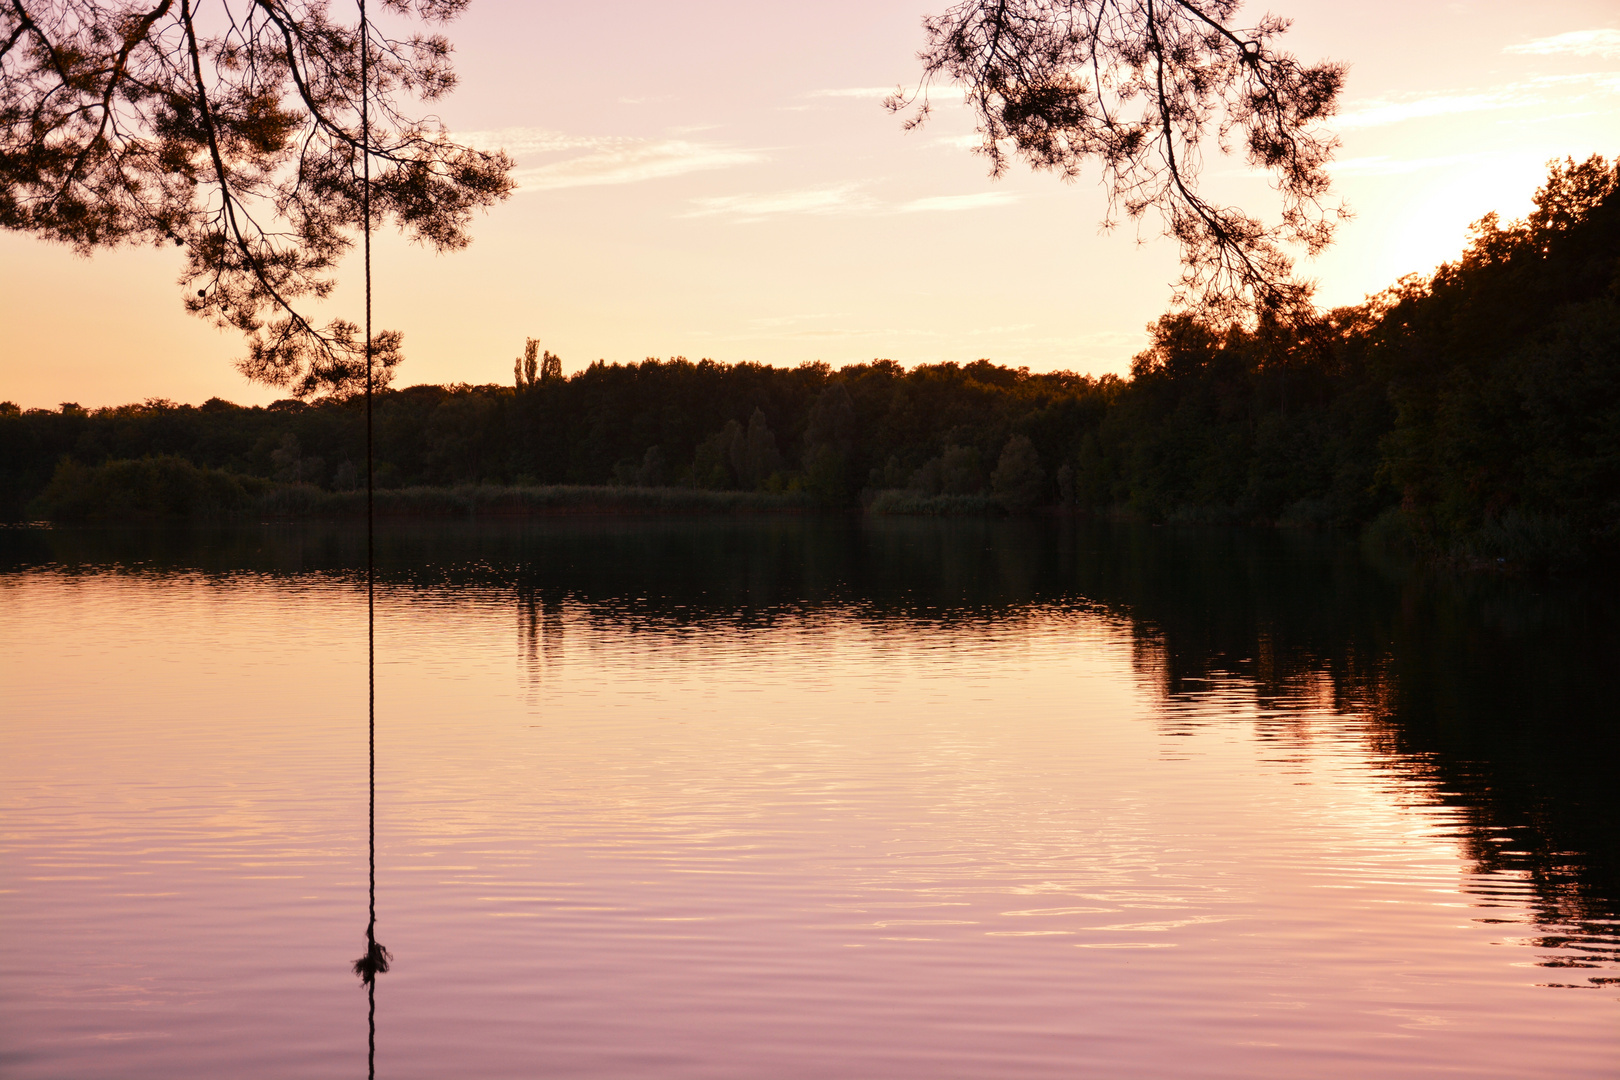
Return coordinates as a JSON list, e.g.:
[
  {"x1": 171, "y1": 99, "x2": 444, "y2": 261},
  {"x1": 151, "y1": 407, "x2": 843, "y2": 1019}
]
[
  {"x1": 0, "y1": 0, "x2": 513, "y2": 396},
  {"x1": 889, "y1": 0, "x2": 1346, "y2": 319}
]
